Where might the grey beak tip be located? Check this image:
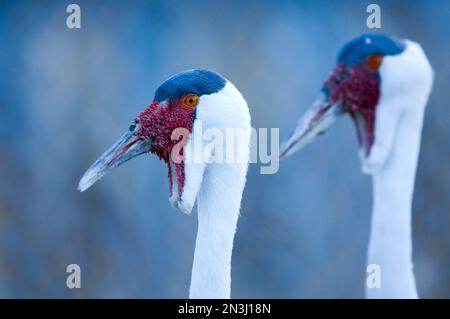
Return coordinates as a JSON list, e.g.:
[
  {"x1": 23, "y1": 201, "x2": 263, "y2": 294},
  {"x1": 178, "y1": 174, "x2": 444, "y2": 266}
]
[
  {"x1": 77, "y1": 171, "x2": 99, "y2": 193},
  {"x1": 278, "y1": 142, "x2": 292, "y2": 161},
  {"x1": 77, "y1": 179, "x2": 89, "y2": 192},
  {"x1": 76, "y1": 129, "x2": 151, "y2": 194}
]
